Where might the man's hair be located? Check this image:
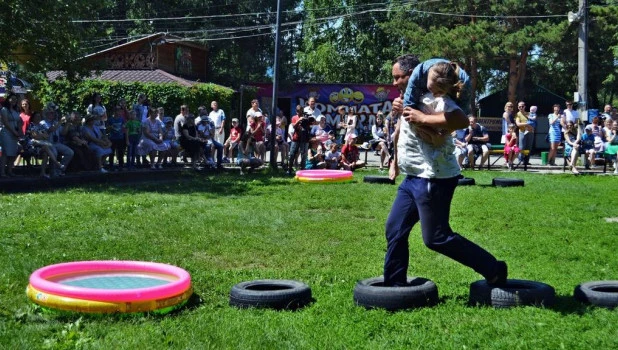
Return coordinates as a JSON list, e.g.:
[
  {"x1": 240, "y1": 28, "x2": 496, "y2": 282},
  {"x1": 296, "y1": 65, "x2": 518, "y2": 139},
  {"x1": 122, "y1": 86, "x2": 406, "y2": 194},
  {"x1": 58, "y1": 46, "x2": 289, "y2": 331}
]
[{"x1": 392, "y1": 54, "x2": 420, "y2": 75}]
